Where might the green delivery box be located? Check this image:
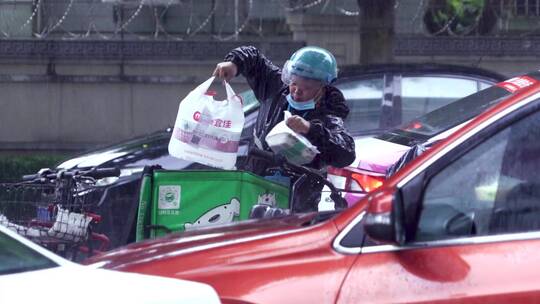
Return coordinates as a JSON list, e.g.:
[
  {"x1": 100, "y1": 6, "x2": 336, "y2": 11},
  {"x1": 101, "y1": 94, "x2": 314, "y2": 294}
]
[{"x1": 136, "y1": 170, "x2": 289, "y2": 240}]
